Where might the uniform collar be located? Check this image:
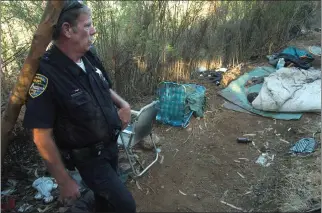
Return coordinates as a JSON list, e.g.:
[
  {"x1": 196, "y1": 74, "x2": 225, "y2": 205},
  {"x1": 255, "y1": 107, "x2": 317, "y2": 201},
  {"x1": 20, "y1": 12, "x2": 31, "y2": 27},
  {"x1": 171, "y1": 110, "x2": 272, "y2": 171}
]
[{"x1": 47, "y1": 44, "x2": 96, "y2": 77}]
